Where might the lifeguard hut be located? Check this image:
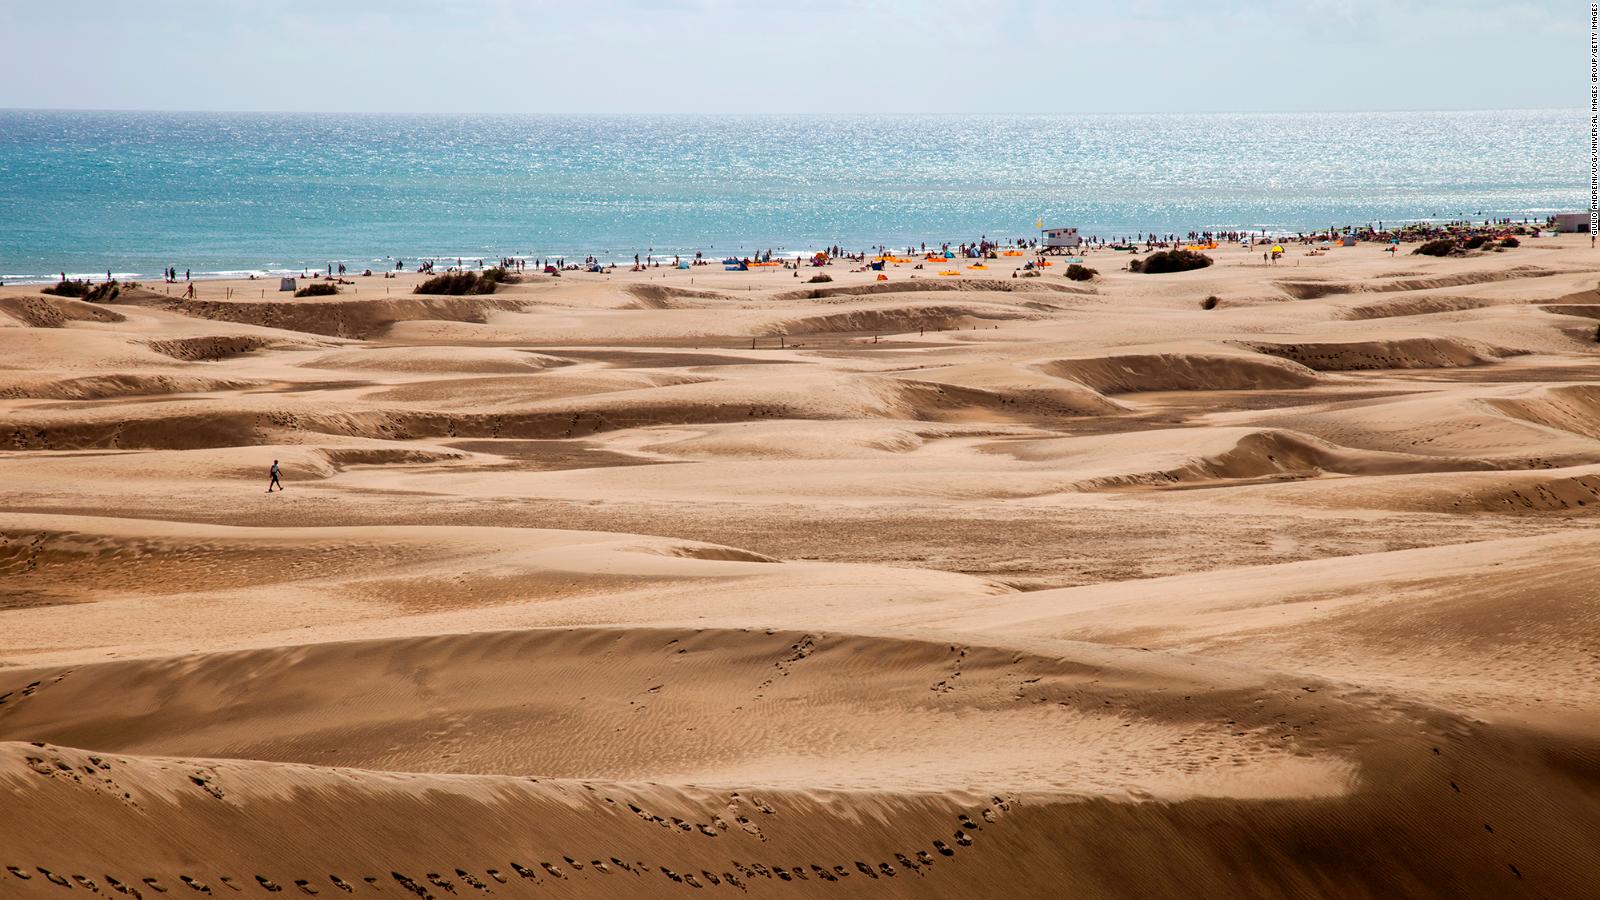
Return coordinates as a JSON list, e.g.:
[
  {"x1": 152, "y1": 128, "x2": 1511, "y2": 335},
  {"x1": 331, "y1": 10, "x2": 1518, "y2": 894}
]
[{"x1": 1041, "y1": 226, "x2": 1082, "y2": 253}]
